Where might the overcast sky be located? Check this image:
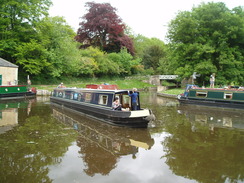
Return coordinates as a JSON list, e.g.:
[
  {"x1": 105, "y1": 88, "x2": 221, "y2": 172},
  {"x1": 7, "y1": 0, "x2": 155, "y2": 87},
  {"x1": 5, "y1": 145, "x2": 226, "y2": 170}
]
[{"x1": 49, "y1": 0, "x2": 242, "y2": 41}]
